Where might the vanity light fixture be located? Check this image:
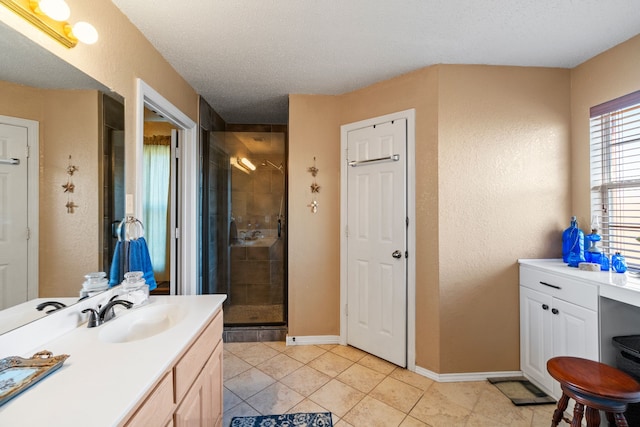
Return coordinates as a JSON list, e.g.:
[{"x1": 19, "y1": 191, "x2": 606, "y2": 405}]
[
  {"x1": 0, "y1": 0, "x2": 98, "y2": 48},
  {"x1": 231, "y1": 158, "x2": 250, "y2": 174}
]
